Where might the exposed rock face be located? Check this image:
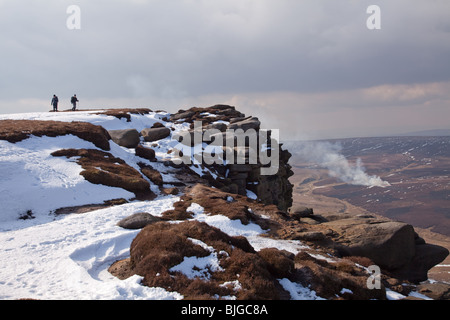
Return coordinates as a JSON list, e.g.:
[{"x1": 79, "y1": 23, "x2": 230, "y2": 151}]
[
  {"x1": 95, "y1": 108, "x2": 152, "y2": 122},
  {"x1": 394, "y1": 244, "x2": 449, "y2": 283},
  {"x1": 135, "y1": 145, "x2": 156, "y2": 161},
  {"x1": 111, "y1": 184, "x2": 386, "y2": 300},
  {"x1": 324, "y1": 218, "x2": 416, "y2": 270},
  {"x1": 167, "y1": 105, "x2": 294, "y2": 212},
  {"x1": 417, "y1": 283, "x2": 450, "y2": 300},
  {"x1": 317, "y1": 211, "x2": 449, "y2": 283},
  {"x1": 4, "y1": 107, "x2": 446, "y2": 298},
  {"x1": 228, "y1": 116, "x2": 261, "y2": 131}
]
